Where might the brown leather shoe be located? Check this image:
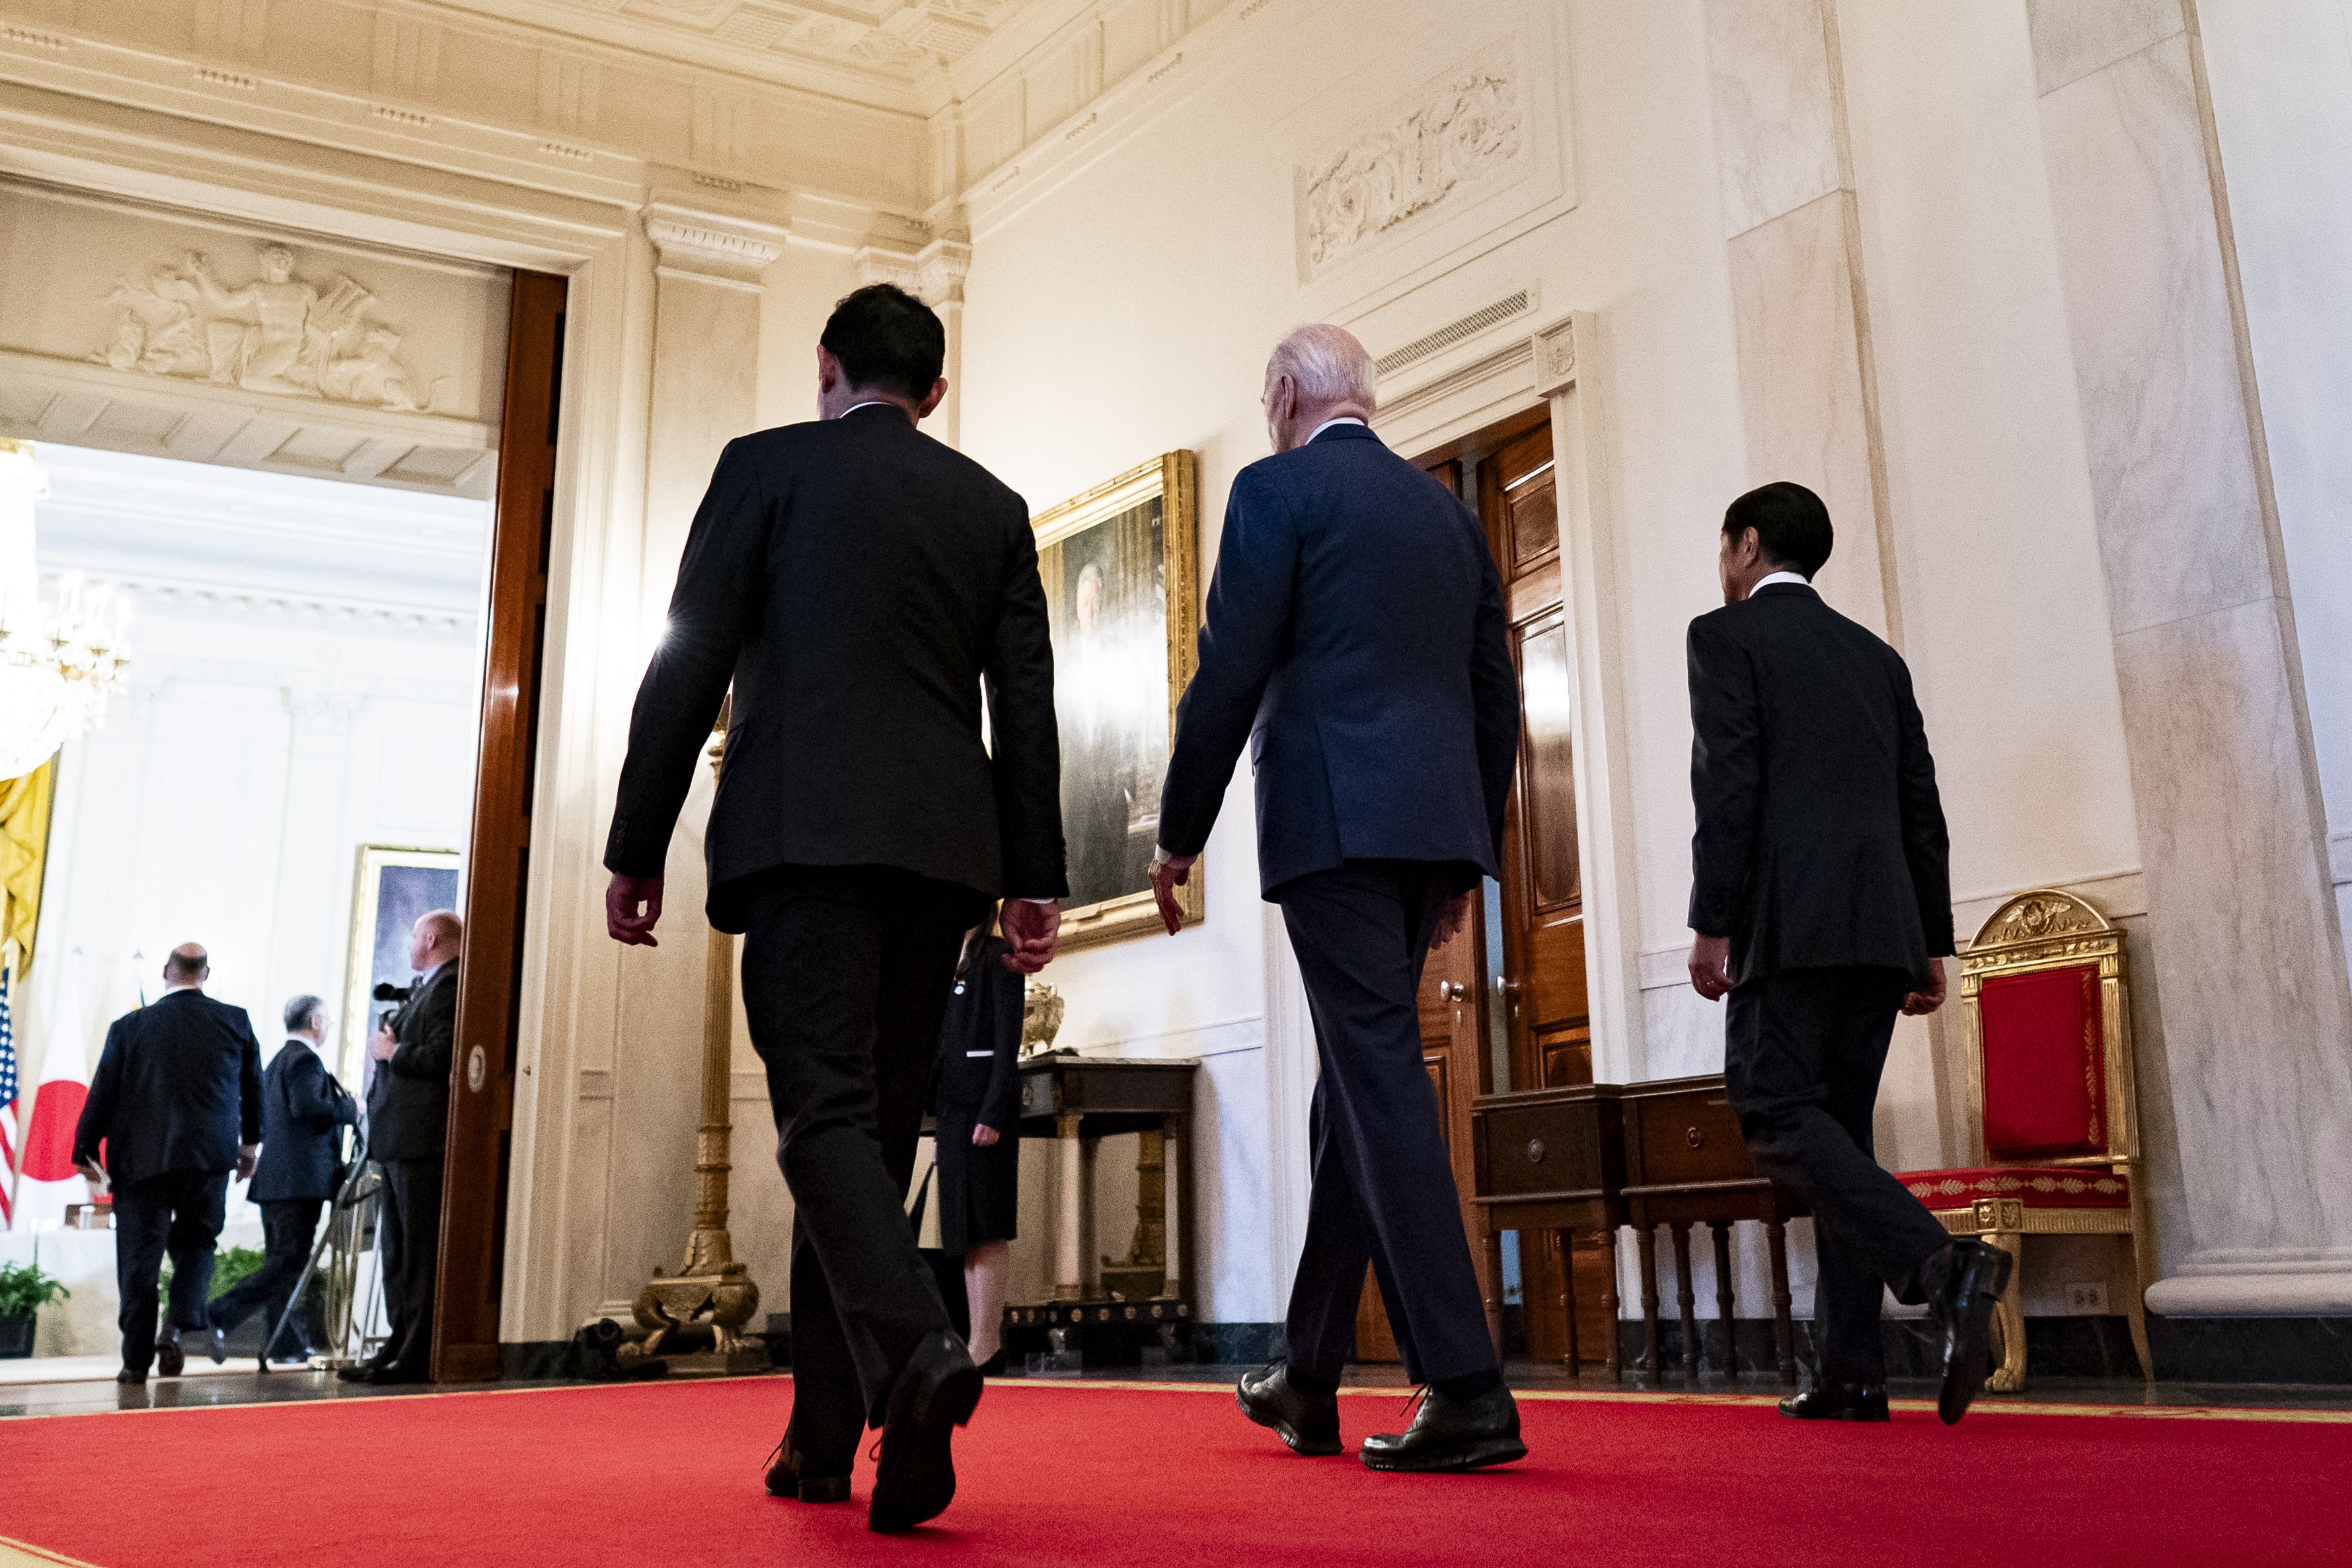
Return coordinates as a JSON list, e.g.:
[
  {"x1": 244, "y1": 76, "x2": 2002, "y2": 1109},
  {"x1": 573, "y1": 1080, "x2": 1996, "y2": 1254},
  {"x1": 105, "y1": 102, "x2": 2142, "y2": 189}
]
[{"x1": 765, "y1": 1431, "x2": 852, "y2": 1504}]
